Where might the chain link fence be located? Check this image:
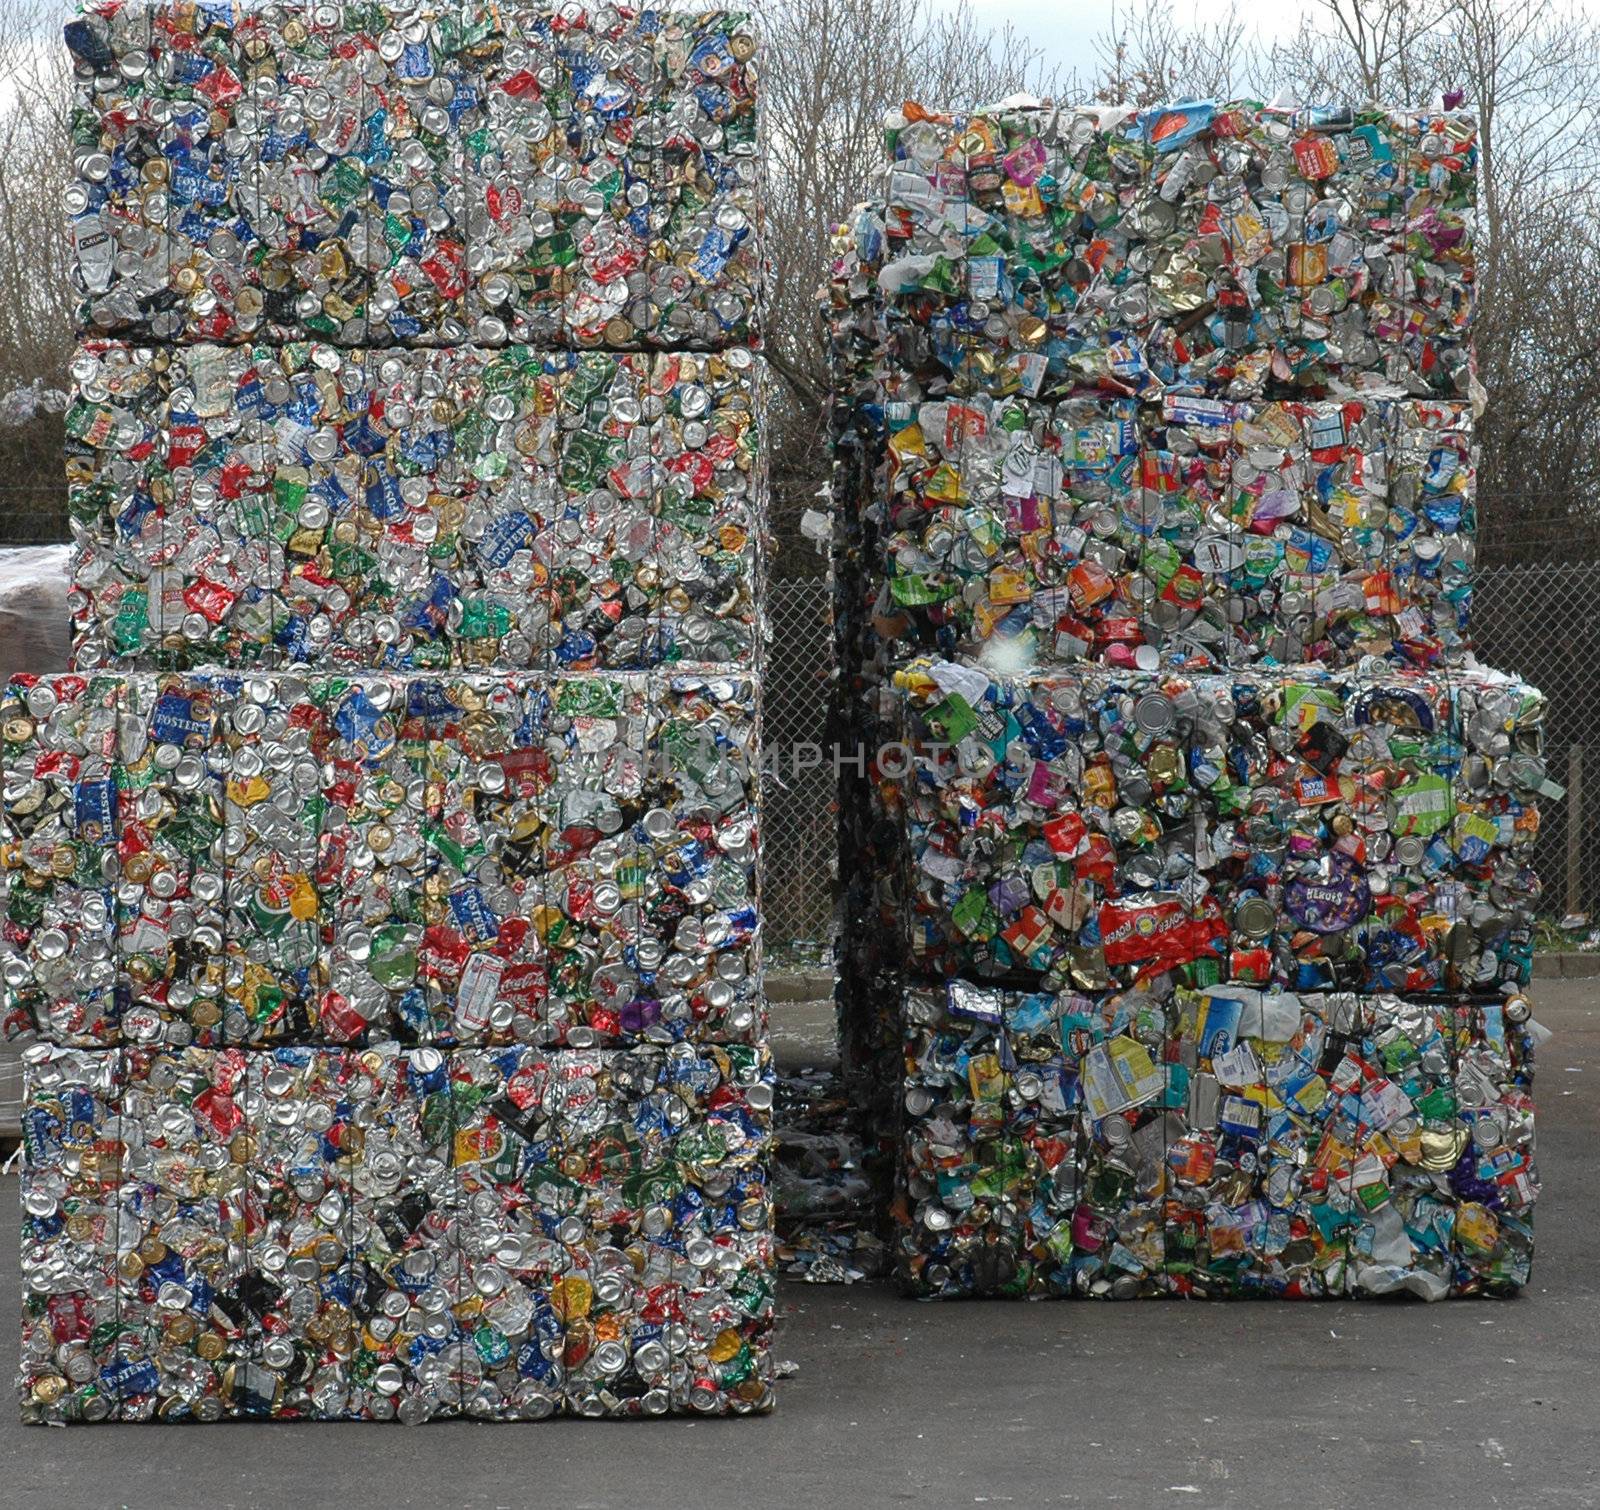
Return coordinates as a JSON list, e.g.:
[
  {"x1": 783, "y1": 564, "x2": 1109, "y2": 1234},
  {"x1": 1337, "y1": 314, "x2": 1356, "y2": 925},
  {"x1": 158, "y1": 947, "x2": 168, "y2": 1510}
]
[
  {"x1": 1472, "y1": 563, "x2": 1600, "y2": 929},
  {"x1": 762, "y1": 578, "x2": 835, "y2": 964},
  {"x1": 0, "y1": 399, "x2": 69, "y2": 547}
]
